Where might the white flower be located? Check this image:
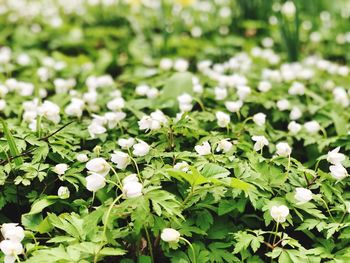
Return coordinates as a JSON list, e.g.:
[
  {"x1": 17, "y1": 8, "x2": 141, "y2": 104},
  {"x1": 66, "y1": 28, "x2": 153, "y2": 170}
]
[
  {"x1": 0, "y1": 240, "x2": 23, "y2": 259},
  {"x1": 57, "y1": 186, "x2": 70, "y2": 199},
  {"x1": 193, "y1": 84, "x2": 203, "y2": 94},
  {"x1": 252, "y1": 136, "x2": 269, "y2": 151},
  {"x1": 88, "y1": 120, "x2": 106, "y2": 138},
  {"x1": 161, "y1": 228, "x2": 180, "y2": 243},
  {"x1": 330, "y1": 164, "x2": 348, "y2": 180},
  {"x1": 216, "y1": 139, "x2": 233, "y2": 153},
  {"x1": 276, "y1": 142, "x2": 292, "y2": 157},
  {"x1": 146, "y1": 88, "x2": 159, "y2": 99},
  {"x1": 37, "y1": 100, "x2": 60, "y2": 124},
  {"x1": 123, "y1": 181, "x2": 143, "y2": 198},
  {"x1": 53, "y1": 163, "x2": 69, "y2": 175},
  {"x1": 177, "y1": 93, "x2": 193, "y2": 112},
  {"x1": 86, "y1": 158, "x2": 110, "y2": 176},
  {"x1": 177, "y1": 93, "x2": 192, "y2": 105},
  {"x1": 150, "y1": 110, "x2": 168, "y2": 125},
  {"x1": 194, "y1": 141, "x2": 211, "y2": 156},
  {"x1": 107, "y1": 97, "x2": 125, "y2": 111},
  {"x1": 327, "y1": 147, "x2": 345, "y2": 165},
  {"x1": 118, "y1": 138, "x2": 135, "y2": 149},
  {"x1": 17, "y1": 53, "x2": 31, "y2": 66},
  {"x1": 174, "y1": 58, "x2": 189, "y2": 72},
  {"x1": 76, "y1": 153, "x2": 89, "y2": 162},
  {"x1": 111, "y1": 151, "x2": 130, "y2": 170},
  {"x1": 253, "y1": 113, "x2": 266, "y2": 126},
  {"x1": 304, "y1": 121, "x2": 320, "y2": 134},
  {"x1": 132, "y1": 140, "x2": 150, "y2": 157},
  {"x1": 65, "y1": 98, "x2": 84, "y2": 117},
  {"x1": 138, "y1": 115, "x2": 159, "y2": 131},
  {"x1": 237, "y1": 86, "x2": 251, "y2": 101},
  {"x1": 86, "y1": 173, "x2": 106, "y2": 192},
  {"x1": 333, "y1": 87, "x2": 349, "y2": 107},
  {"x1": 289, "y1": 82, "x2": 305, "y2": 96},
  {"x1": 288, "y1": 121, "x2": 302, "y2": 134},
  {"x1": 276, "y1": 99, "x2": 290, "y2": 111},
  {"x1": 295, "y1": 187, "x2": 313, "y2": 204},
  {"x1": 289, "y1": 107, "x2": 302, "y2": 120},
  {"x1": 281, "y1": 1, "x2": 296, "y2": 18},
  {"x1": 174, "y1": 161, "x2": 190, "y2": 172},
  {"x1": 104, "y1": 112, "x2": 126, "y2": 129},
  {"x1": 258, "y1": 81, "x2": 272, "y2": 92},
  {"x1": 214, "y1": 87, "x2": 227, "y2": 101},
  {"x1": 1, "y1": 224, "x2": 24, "y2": 242},
  {"x1": 122, "y1": 174, "x2": 139, "y2": 185},
  {"x1": 159, "y1": 58, "x2": 173, "y2": 71},
  {"x1": 83, "y1": 91, "x2": 97, "y2": 104},
  {"x1": 225, "y1": 100, "x2": 243, "y2": 113},
  {"x1": 0, "y1": 99, "x2": 6, "y2": 111},
  {"x1": 270, "y1": 205, "x2": 289, "y2": 223},
  {"x1": 216, "y1": 111, "x2": 230, "y2": 127},
  {"x1": 135, "y1": 85, "x2": 150, "y2": 96}
]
